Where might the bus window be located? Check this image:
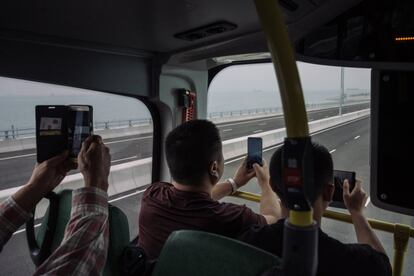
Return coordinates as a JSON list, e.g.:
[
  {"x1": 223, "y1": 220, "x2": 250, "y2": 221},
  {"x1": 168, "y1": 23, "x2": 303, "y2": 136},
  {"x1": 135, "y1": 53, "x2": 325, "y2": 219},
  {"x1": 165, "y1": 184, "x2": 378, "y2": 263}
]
[
  {"x1": 0, "y1": 76, "x2": 152, "y2": 273},
  {"x1": 208, "y1": 61, "x2": 412, "y2": 272}
]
